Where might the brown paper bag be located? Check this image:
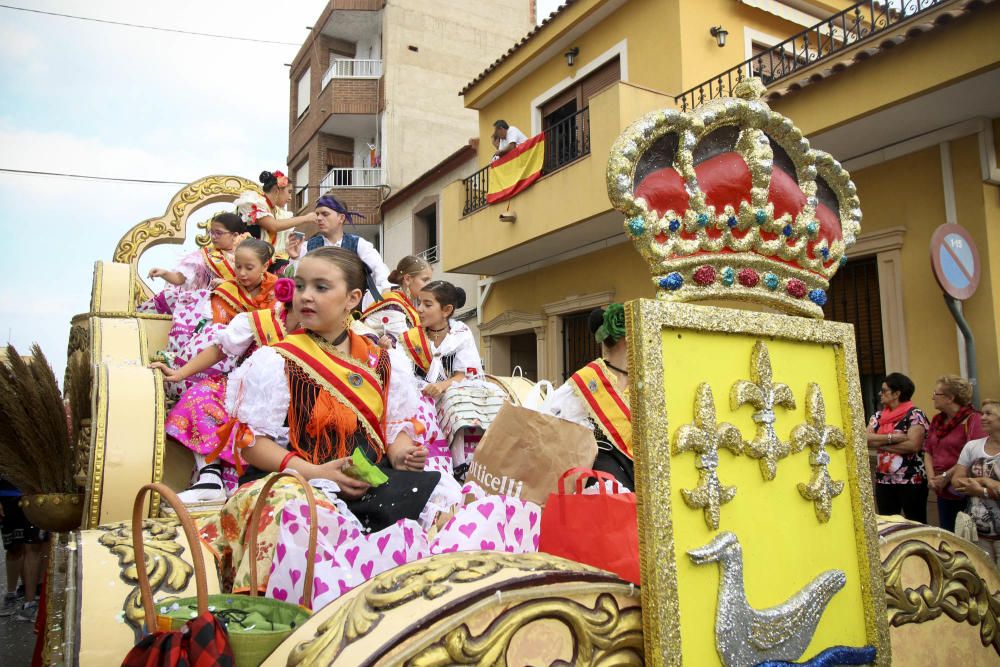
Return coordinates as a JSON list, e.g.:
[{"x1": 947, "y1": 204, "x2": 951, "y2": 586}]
[{"x1": 467, "y1": 403, "x2": 598, "y2": 506}]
